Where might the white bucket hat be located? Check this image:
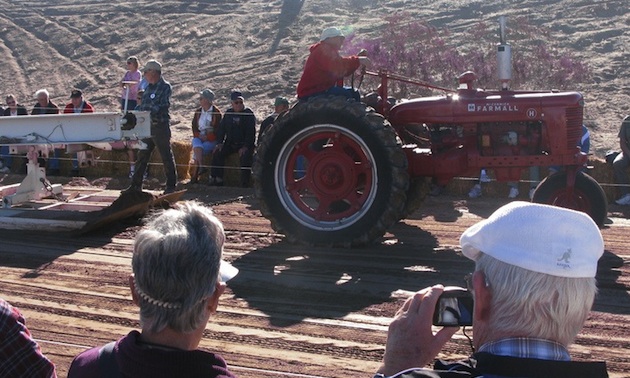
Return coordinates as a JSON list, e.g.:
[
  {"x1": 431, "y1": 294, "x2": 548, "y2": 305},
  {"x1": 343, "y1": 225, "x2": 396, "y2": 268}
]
[
  {"x1": 460, "y1": 201, "x2": 604, "y2": 278},
  {"x1": 320, "y1": 27, "x2": 344, "y2": 41}
]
